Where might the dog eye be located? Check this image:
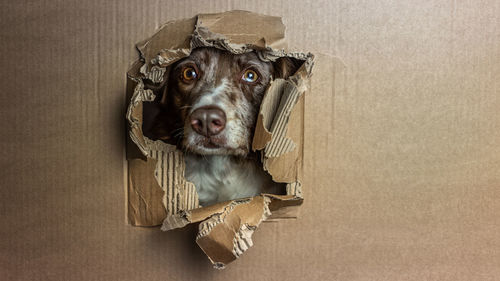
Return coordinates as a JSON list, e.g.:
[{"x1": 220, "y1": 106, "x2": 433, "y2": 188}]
[
  {"x1": 182, "y1": 67, "x2": 198, "y2": 81},
  {"x1": 242, "y1": 69, "x2": 258, "y2": 83}
]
